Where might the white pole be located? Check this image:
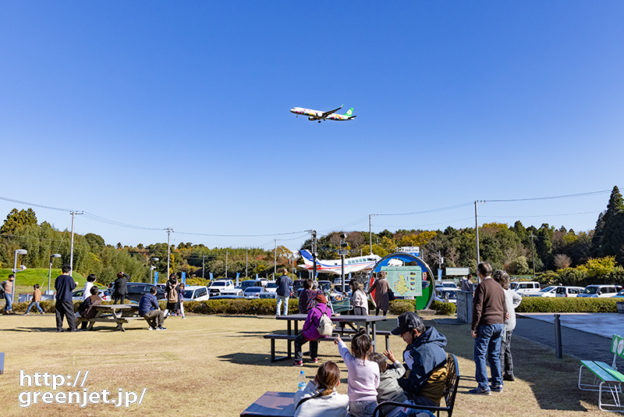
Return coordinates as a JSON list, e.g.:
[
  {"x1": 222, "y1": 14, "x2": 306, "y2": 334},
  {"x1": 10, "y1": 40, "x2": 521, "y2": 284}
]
[
  {"x1": 274, "y1": 239, "x2": 277, "y2": 280},
  {"x1": 474, "y1": 201, "x2": 480, "y2": 266},
  {"x1": 166, "y1": 228, "x2": 173, "y2": 279}
]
